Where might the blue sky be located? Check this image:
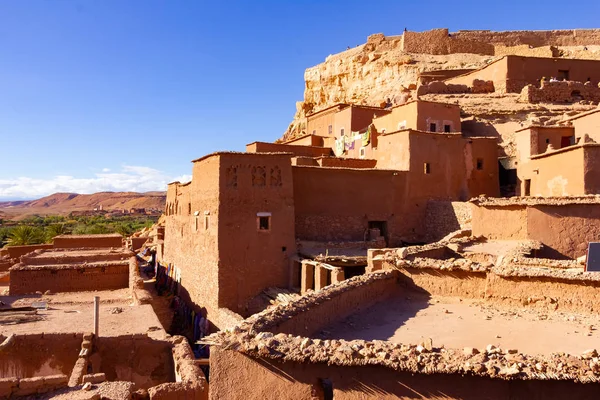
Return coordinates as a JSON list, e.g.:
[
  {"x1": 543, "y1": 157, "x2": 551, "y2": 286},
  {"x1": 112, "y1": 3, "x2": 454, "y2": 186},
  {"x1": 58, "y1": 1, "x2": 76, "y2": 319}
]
[{"x1": 1, "y1": 0, "x2": 599, "y2": 199}]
